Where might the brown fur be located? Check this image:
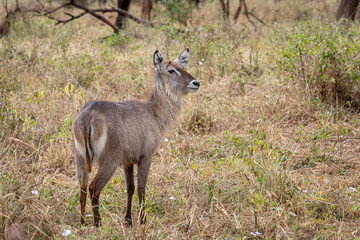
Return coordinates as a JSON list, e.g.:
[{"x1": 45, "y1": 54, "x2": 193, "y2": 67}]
[{"x1": 72, "y1": 49, "x2": 200, "y2": 227}]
